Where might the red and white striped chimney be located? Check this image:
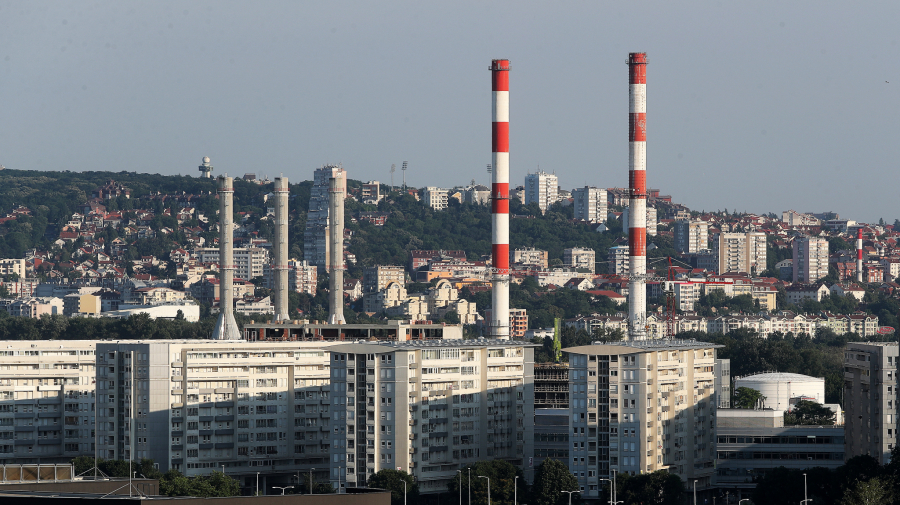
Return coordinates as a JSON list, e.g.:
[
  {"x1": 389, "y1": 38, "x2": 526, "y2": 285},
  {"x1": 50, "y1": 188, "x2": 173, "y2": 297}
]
[
  {"x1": 627, "y1": 53, "x2": 648, "y2": 340},
  {"x1": 490, "y1": 59, "x2": 510, "y2": 340},
  {"x1": 857, "y1": 228, "x2": 864, "y2": 283}
]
